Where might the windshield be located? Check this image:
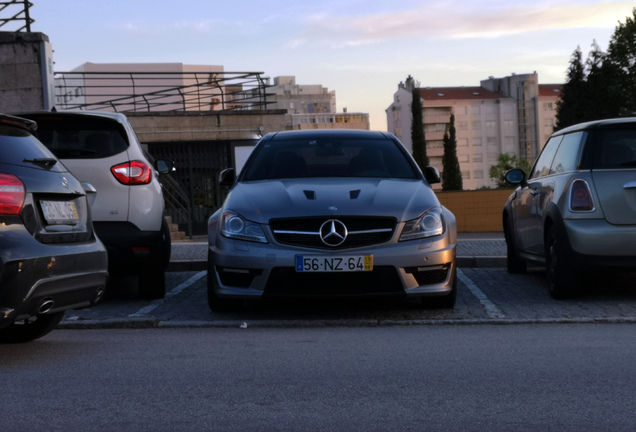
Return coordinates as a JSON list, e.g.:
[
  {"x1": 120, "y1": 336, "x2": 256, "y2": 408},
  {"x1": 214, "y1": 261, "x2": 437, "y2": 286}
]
[{"x1": 241, "y1": 137, "x2": 420, "y2": 181}]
